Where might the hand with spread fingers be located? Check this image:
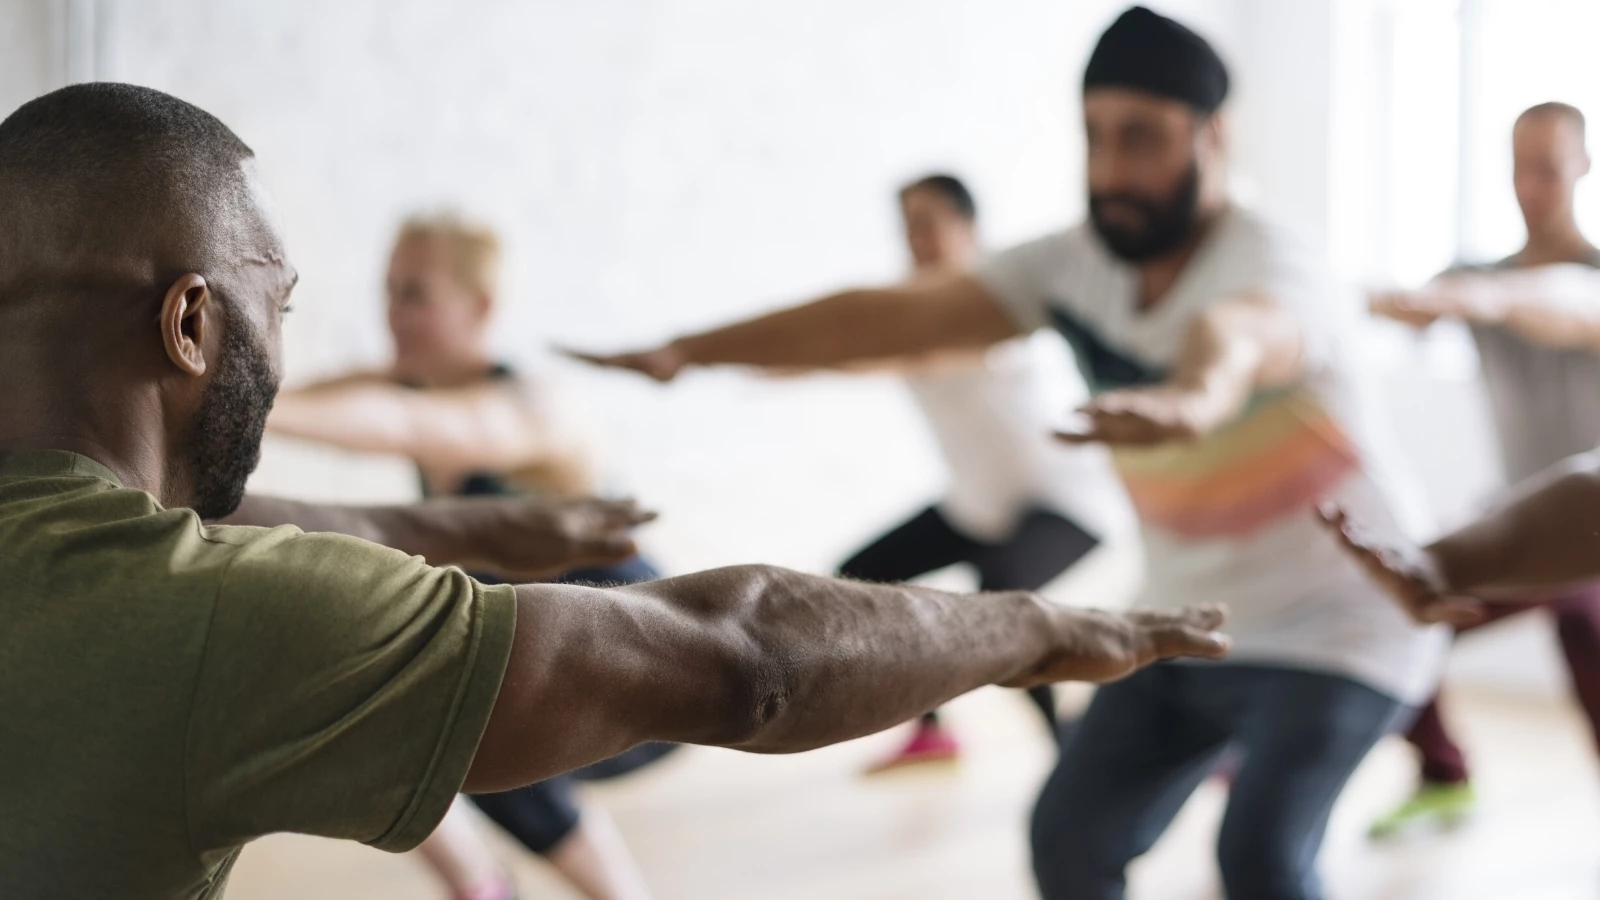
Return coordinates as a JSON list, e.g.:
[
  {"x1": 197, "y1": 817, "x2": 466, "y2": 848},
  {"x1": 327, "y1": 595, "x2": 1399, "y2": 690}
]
[
  {"x1": 440, "y1": 494, "x2": 658, "y2": 581},
  {"x1": 1055, "y1": 387, "x2": 1216, "y2": 447},
  {"x1": 1315, "y1": 505, "x2": 1487, "y2": 627},
  {"x1": 1004, "y1": 604, "x2": 1232, "y2": 686},
  {"x1": 560, "y1": 344, "x2": 689, "y2": 383}
]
